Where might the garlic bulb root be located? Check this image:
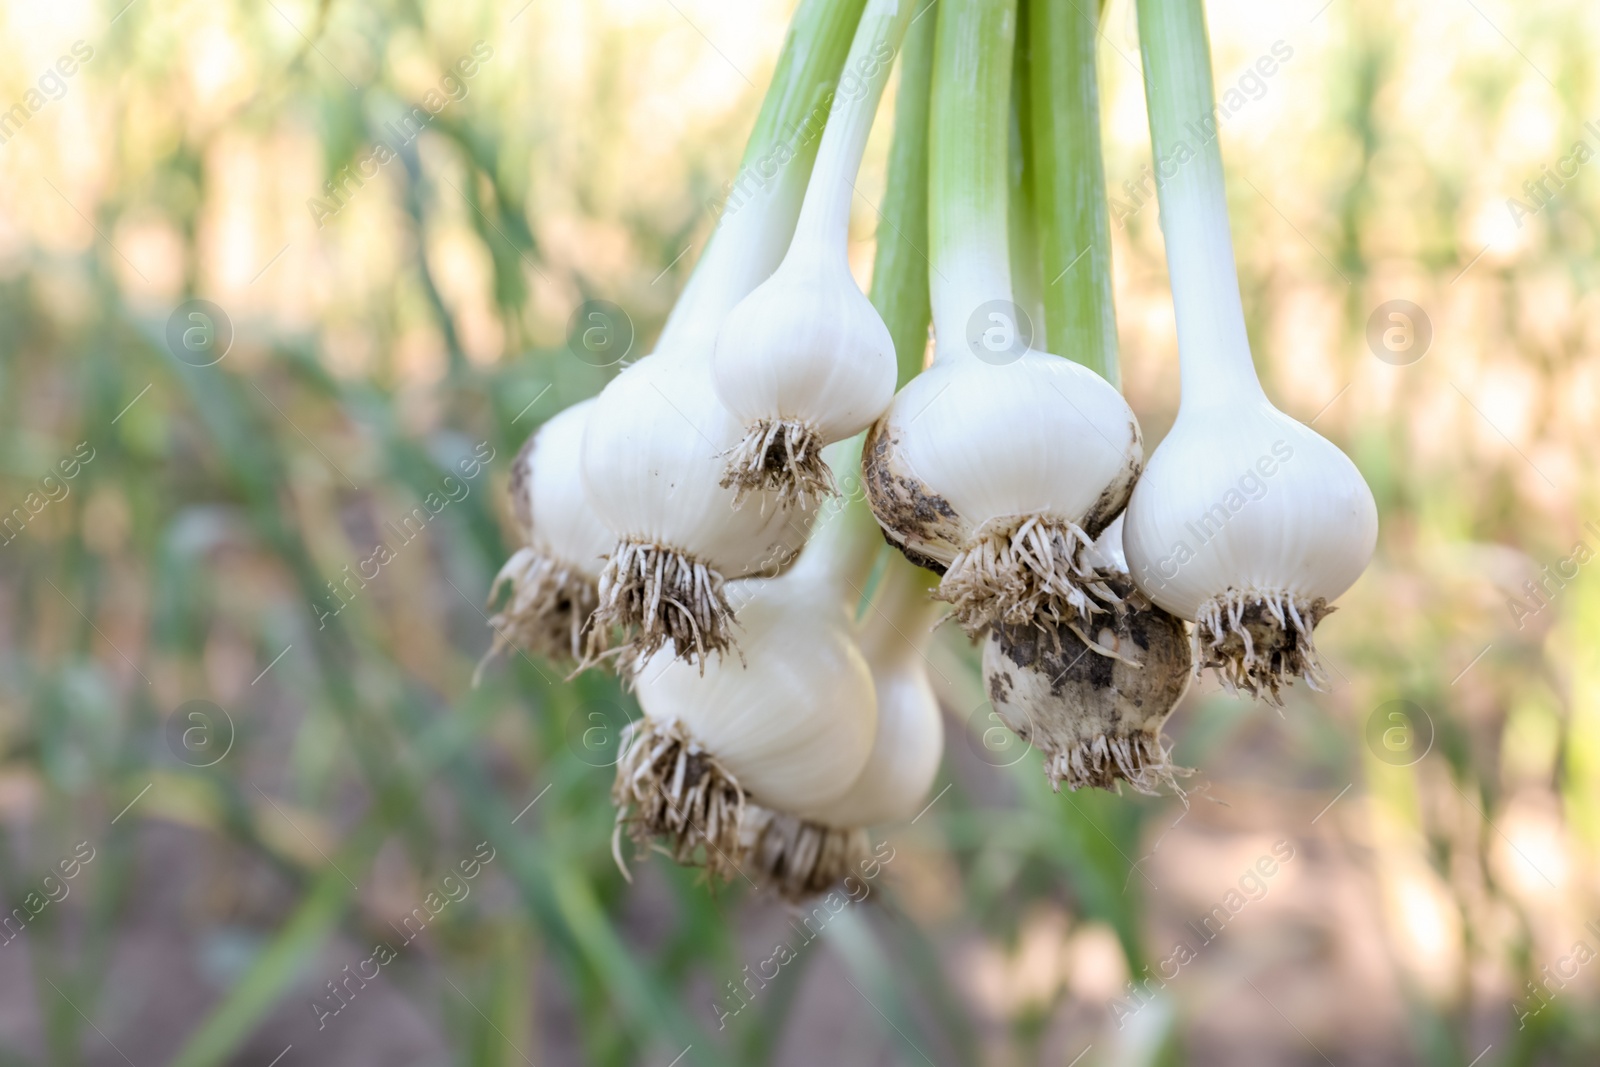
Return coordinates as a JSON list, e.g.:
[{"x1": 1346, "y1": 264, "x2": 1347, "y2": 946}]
[
  {"x1": 588, "y1": 541, "x2": 736, "y2": 671},
  {"x1": 483, "y1": 547, "x2": 600, "y2": 668},
  {"x1": 738, "y1": 805, "x2": 869, "y2": 902},
  {"x1": 719, "y1": 417, "x2": 837, "y2": 509},
  {"x1": 941, "y1": 513, "x2": 1125, "y2": 638},
  {"x1": 983, "y1": 578, "x2": 1193, "y2": 796},
  {"x1": 611, "y1": 717, "x2": 745, "y2": 884},
  {"x1": 1195, "y1": 589, "x2": 1332, "y2": 705}
]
